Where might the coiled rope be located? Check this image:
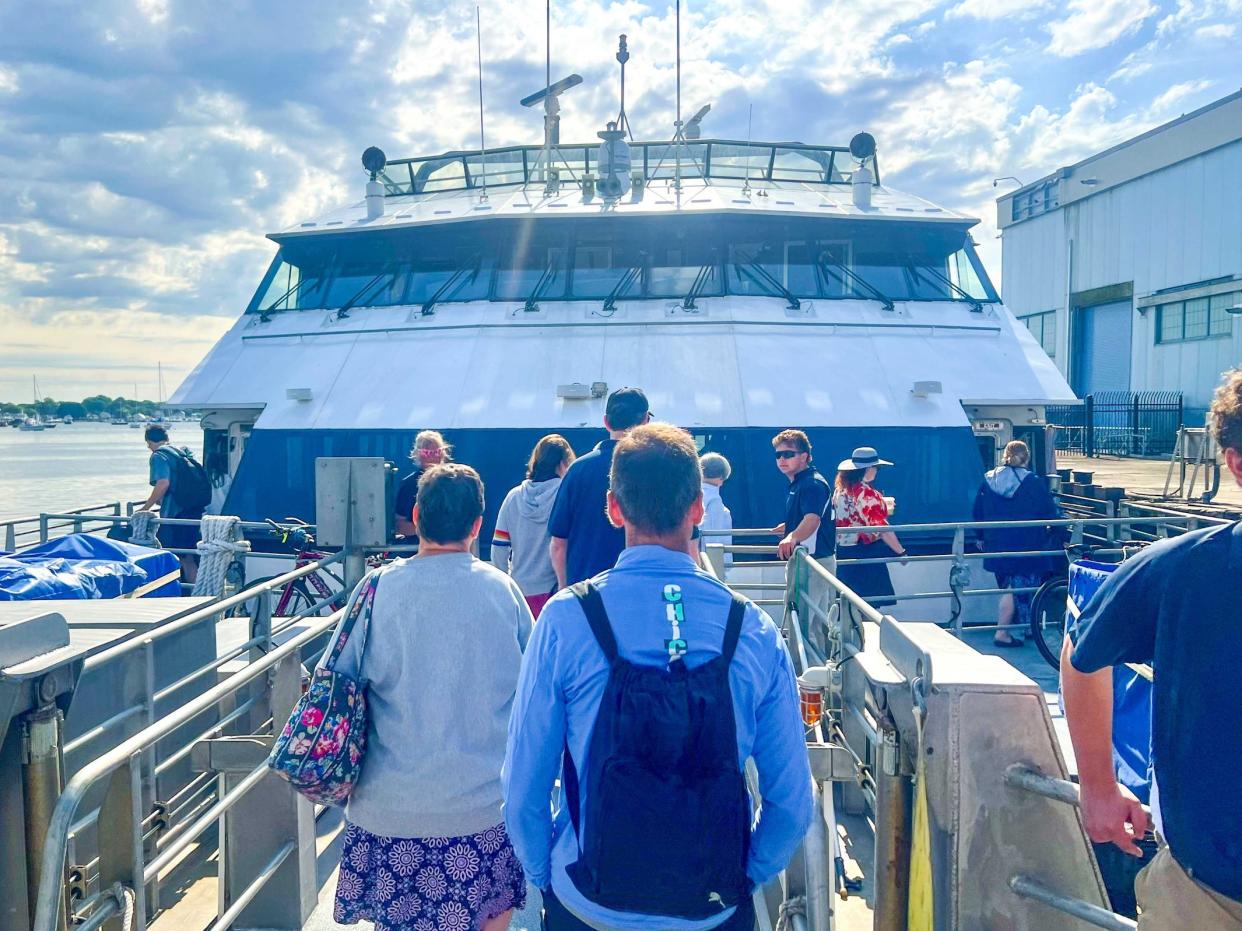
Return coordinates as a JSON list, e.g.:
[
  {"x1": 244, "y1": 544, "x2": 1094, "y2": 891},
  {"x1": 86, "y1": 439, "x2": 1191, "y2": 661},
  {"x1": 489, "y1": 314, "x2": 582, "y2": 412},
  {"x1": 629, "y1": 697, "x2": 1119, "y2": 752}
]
[
  {"x1": 193, "y1": 515, "x2": 251, "y2": 597},
  {"x1": 775, "y1": 893, "x2": 807, "y2": 931},
  {"x1": 129, "y1": 511, "x2": 159, "y2": 547}
]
